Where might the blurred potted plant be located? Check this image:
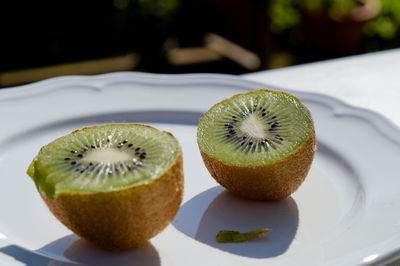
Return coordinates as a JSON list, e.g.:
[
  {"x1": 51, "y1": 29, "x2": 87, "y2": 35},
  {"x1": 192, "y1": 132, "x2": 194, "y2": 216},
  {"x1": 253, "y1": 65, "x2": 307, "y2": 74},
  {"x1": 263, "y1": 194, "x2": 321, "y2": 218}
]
[
  {"x1": 362, "y1": 0, "x2": 400, "y2": 51},
  {"x1": 269, "y1": 0, "x2": 381, "y2": 55}
]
